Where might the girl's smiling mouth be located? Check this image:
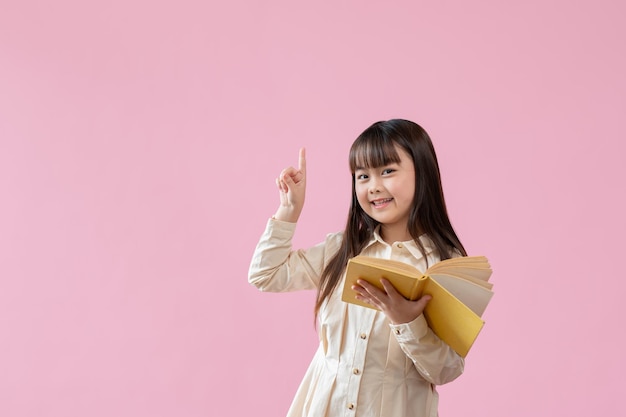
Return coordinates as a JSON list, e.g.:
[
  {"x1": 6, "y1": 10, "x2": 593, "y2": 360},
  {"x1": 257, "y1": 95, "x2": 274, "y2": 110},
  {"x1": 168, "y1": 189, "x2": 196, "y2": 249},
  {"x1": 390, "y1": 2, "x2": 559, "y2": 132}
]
[{"x1": 371, "y1": 198, "x2": 393, "y2": 207}]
